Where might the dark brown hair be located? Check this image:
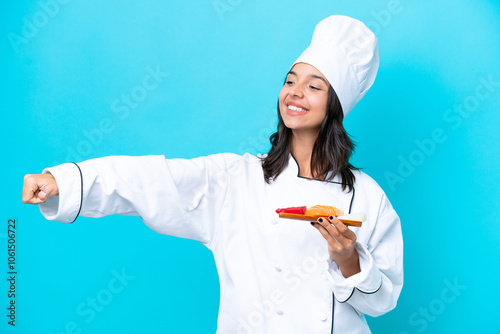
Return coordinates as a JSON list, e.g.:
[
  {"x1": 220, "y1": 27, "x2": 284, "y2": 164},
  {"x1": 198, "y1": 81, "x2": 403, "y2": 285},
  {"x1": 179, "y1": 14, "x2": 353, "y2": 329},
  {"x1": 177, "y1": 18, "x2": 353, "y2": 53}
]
[{"x1": 260, "y1": 83, "x2": 357, "y2": 192}]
